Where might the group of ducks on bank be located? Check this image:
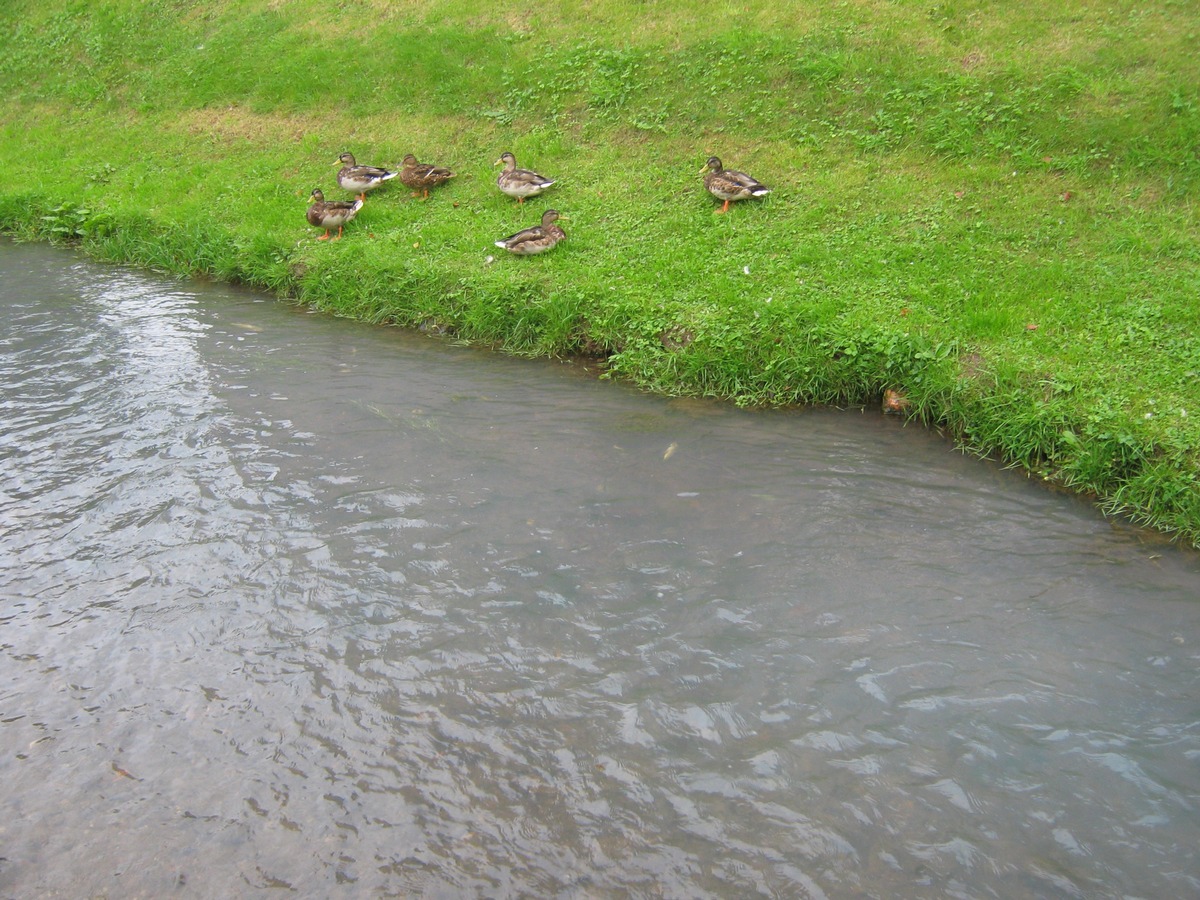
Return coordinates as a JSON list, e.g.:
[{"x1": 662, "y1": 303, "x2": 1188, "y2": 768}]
[{"x1": 306, "y1": 151, "x2": 771, "y2": 256}]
